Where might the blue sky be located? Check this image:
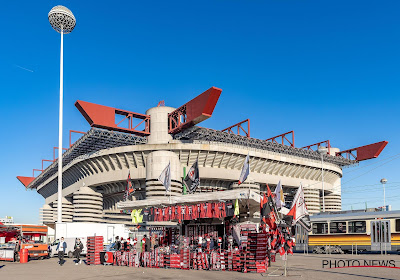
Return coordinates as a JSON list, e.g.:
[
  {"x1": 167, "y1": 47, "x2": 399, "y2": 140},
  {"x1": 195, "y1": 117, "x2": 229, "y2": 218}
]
[{"x1": 1, "y1": 1, "x2": 399, "y2": 224}]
